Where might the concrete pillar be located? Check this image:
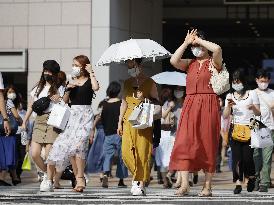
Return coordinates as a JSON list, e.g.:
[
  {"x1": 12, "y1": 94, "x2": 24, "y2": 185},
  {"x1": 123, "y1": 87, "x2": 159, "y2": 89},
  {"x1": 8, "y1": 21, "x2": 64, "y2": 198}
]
[{"x1": 92, "y1": 0, "x2": 163, "y2": 109}]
